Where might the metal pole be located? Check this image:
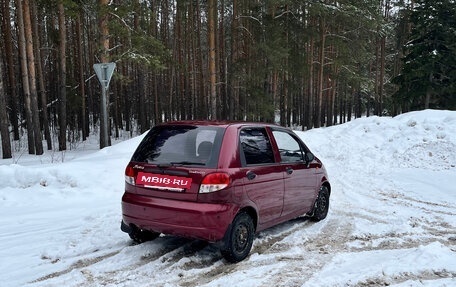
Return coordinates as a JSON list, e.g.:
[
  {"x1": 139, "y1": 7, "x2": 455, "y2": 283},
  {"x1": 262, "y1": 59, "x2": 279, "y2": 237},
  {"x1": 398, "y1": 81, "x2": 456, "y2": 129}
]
[
  {"x1": 94, "y1": 63, "x2": 114, "y2": 149},
  {"x1": 100, "y1": 83, "x2": 108, "y2": 149}
]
